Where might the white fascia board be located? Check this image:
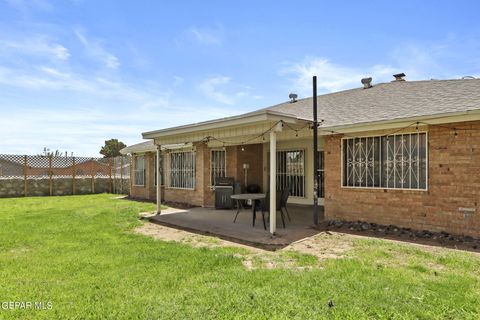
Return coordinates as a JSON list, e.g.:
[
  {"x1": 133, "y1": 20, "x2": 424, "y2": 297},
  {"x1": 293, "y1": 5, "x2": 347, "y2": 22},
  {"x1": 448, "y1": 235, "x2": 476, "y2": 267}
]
[
  {"x1": 319, "y1": 109, "x2": 480, "y2": 135},
  {"x1": 142, "y1": 110, "x2": 307, "y2": 139}
]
